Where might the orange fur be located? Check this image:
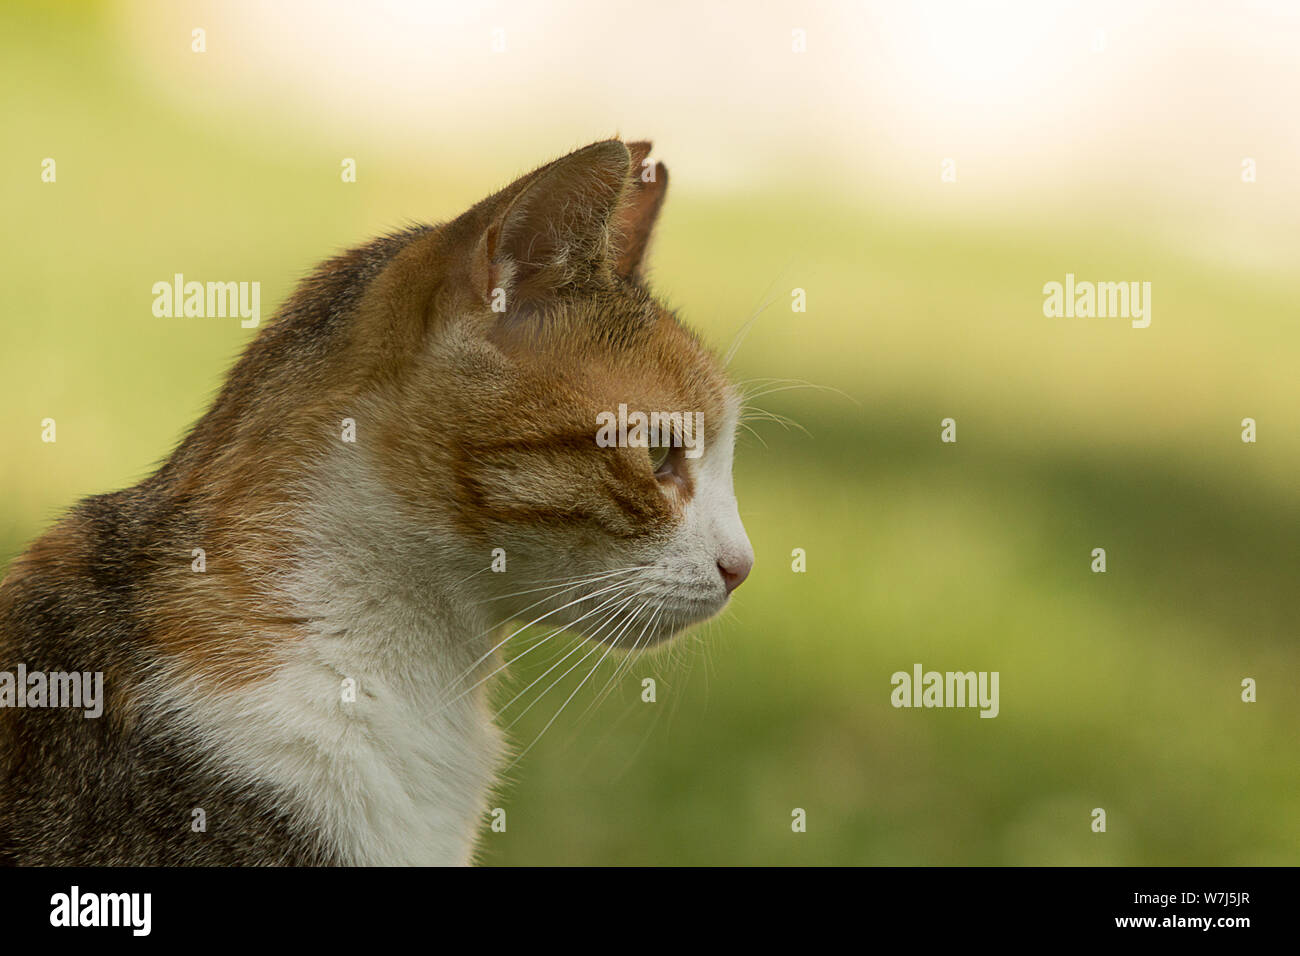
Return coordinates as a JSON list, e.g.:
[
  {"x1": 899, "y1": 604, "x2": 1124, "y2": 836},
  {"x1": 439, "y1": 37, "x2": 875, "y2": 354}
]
[{"x1": 11, "y1": 140, "x2": 734, "y2": 688}]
